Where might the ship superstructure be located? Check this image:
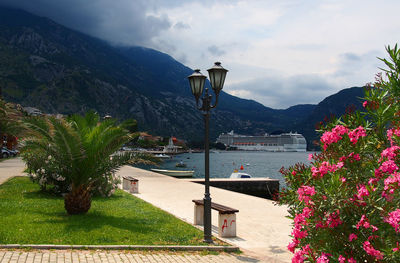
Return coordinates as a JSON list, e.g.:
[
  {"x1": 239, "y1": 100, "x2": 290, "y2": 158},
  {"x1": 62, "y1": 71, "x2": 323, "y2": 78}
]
[{"x1": 216, "y1": 131, "x2": 307, "y2": 152}]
